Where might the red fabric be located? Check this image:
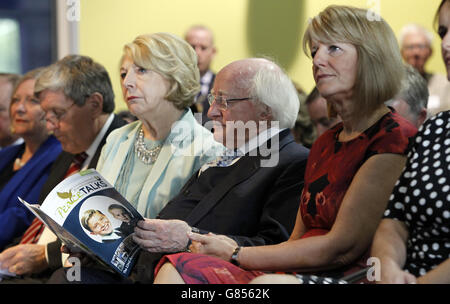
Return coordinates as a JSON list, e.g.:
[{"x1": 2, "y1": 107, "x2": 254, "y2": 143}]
[
  {"x1": 299, "y1": 111, "x2": 416, "y2": 233},
  {"x1": 155, "y1": 253, "x2": 264, "y2": 284},
  {"x1": 19, "y1": 217, "x2": 45, "y2": 244},
  {"x1": 157, "y1": 111, "x2": 417, "y2": 284}
]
